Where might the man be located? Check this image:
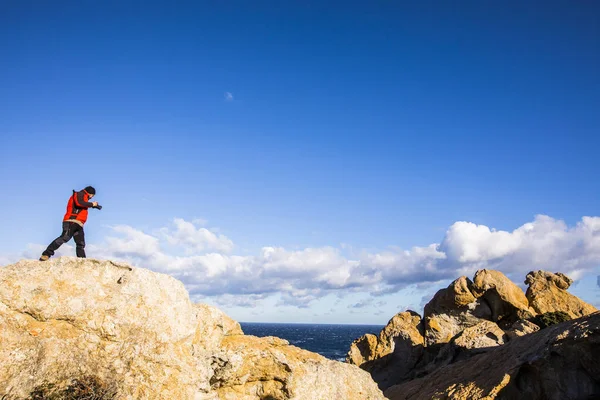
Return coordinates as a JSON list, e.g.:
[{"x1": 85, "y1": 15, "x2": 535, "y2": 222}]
[{"x1": 39, "y1": 186, "x2": 102, "y2": 261}]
